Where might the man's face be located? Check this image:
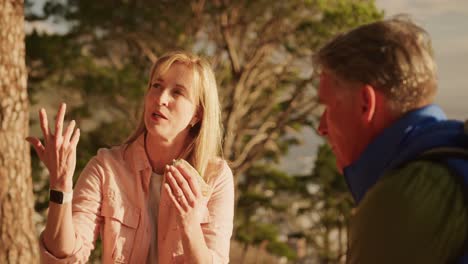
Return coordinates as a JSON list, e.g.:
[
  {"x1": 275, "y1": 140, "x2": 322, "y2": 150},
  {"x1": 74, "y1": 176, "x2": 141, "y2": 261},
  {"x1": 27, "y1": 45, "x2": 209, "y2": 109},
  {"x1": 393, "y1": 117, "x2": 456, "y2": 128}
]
[{"x1": 317, "y1": 71, "x2": 366, "y2": 173}]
